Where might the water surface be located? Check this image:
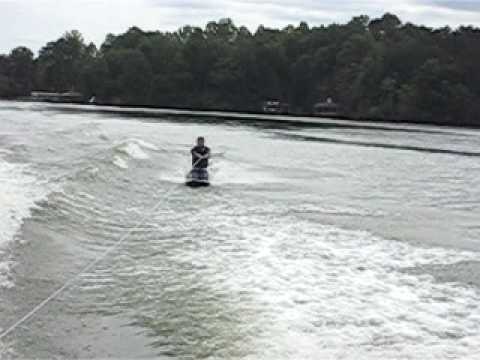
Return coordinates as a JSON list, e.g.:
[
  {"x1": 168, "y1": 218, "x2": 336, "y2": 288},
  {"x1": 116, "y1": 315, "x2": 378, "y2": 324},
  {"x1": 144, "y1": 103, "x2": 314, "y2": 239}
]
[{"x1": 1, "y1": 101, "x2": 479, "y2": 359}]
